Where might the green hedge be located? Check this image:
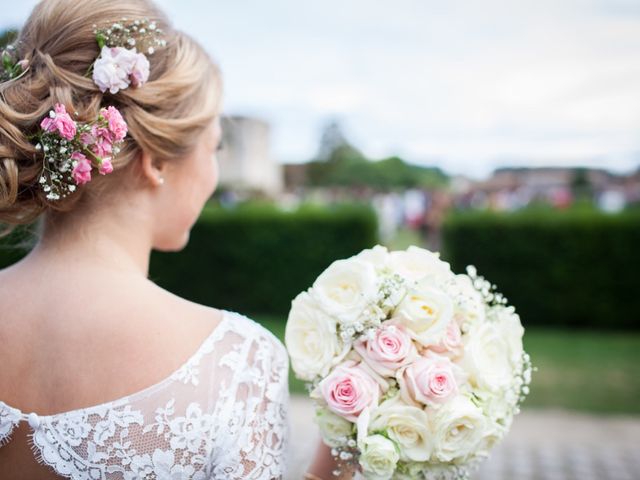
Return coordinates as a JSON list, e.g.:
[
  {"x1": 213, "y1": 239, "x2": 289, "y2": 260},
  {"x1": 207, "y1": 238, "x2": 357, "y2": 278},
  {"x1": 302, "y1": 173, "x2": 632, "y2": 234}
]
[
  {"x1": 149, "y1": 202, "x2": 379, "y2": 317},
  {"x1": 442, "y1": 209, "x2": 640, "y2": 329},
  {"x1": 0, "y1": 224, "x2": 38, "y2": 269}
]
